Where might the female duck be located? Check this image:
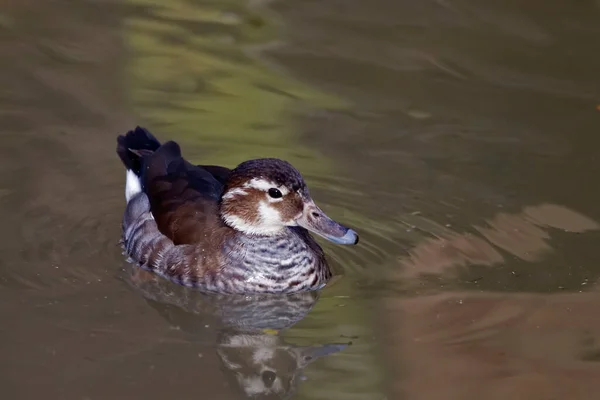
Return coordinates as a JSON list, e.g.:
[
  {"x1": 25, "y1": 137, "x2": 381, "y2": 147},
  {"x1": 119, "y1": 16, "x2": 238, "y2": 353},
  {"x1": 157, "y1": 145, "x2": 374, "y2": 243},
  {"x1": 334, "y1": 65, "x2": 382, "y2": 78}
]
[{"x1": 117, "y1": 127, "x2": 358, "y2": 294}]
